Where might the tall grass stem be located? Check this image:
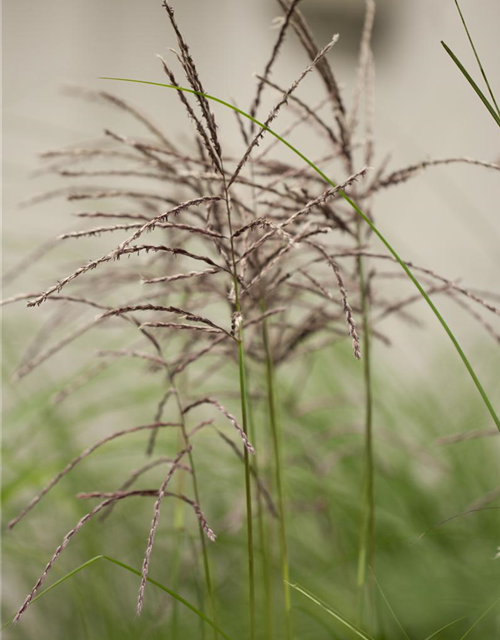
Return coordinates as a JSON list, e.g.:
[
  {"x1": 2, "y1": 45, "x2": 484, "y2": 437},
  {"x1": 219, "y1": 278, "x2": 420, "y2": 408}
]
[
  {"x1": 247, "y1": 379, "x2": 274, "y2": 639},
  {"x1": 355, "y1": 227, "x2": 375, "y2": 618},
  {"x1": 221, "y1": 169, "x2": 256, "y2": 640},
  {"x1": 171, "y1": 376, "x2": 218, "y2": 639},
  {"x1": 262, "y1": 301, "x2": 292, "y2": 640}
]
